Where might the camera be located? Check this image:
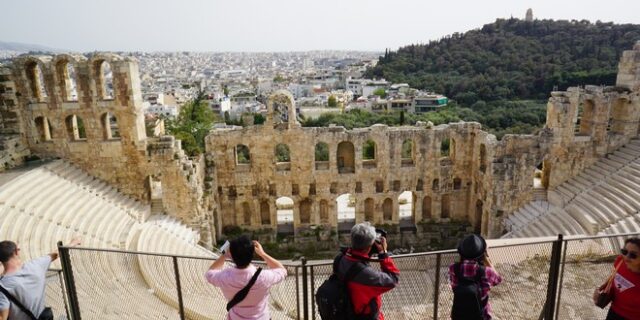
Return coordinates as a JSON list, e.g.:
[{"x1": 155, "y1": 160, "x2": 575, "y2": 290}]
[{"x1": 370, "y1": 228, "x2": 387, "y2": 255}]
